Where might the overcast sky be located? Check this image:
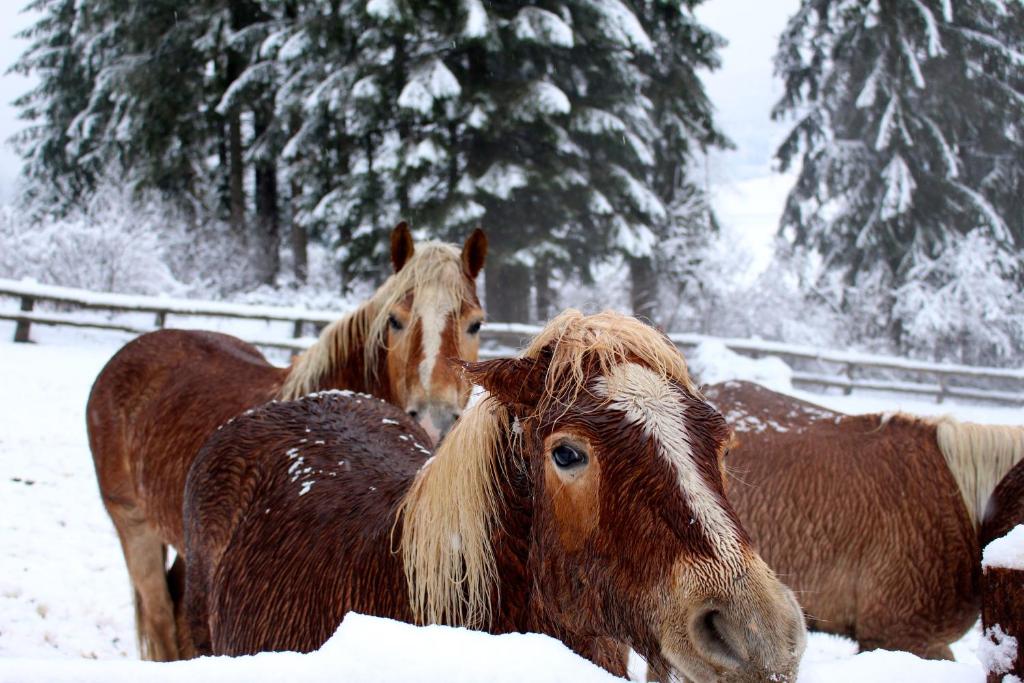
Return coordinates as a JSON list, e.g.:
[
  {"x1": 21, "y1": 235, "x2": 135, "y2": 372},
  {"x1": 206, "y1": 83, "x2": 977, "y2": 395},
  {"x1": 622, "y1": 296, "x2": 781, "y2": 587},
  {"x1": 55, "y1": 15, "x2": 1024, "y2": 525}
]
[{"x1": 0, "y1": 0, "x2": 800, "y2": 244}]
